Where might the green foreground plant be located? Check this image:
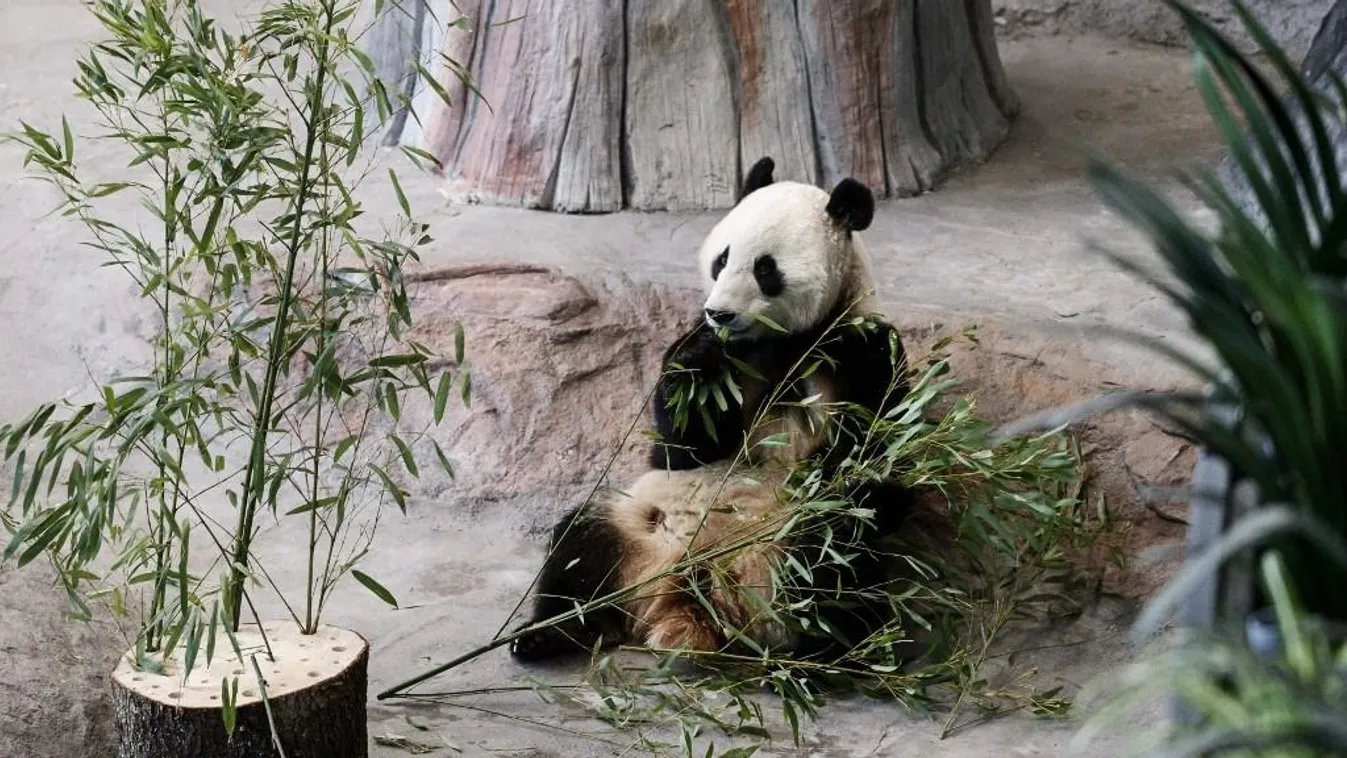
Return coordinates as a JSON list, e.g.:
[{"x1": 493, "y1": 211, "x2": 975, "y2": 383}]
[
  {"x1": 1074, "y1": 523, "x2": 1347, "y2": 758},
  {"x1": 988, "y1": 1, "x2": 1347, "y2": 755},
  {"x1": 998, "y1": 0, "x2": 1347, "y2": 622},
  {"x1": 0, "y1": 0, "x2": 466, "y2": 701},
  {"x1": 380, "y1": 321, "x2": 1116, "y2": 755}
]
